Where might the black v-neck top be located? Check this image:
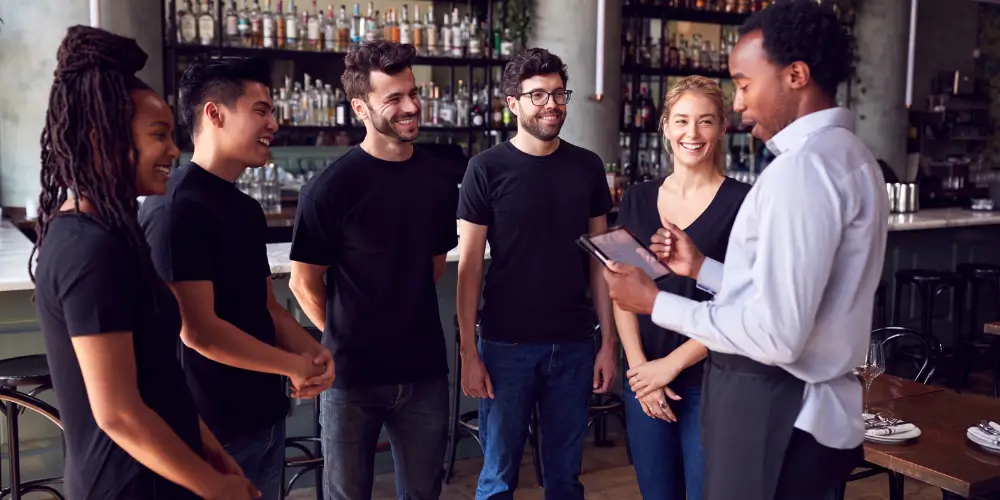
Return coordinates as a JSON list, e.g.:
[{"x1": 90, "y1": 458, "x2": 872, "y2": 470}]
[{"x1": 617, "y1": 176, "x2": 751, "y2": 387}]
